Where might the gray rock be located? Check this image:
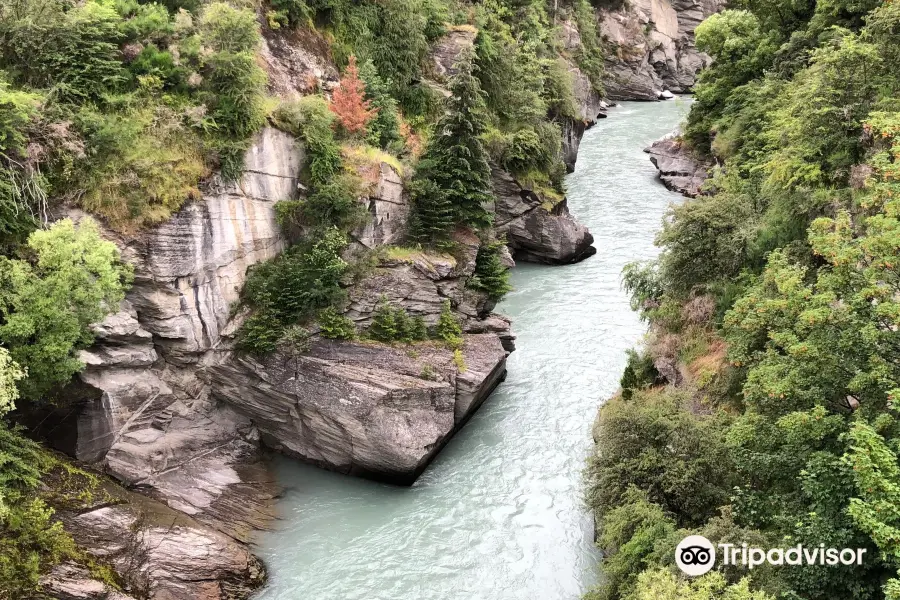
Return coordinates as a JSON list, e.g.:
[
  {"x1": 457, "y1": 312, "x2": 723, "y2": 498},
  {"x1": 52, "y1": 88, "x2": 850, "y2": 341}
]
[
  {"x1": 599, "y1": 0, "x2": 724, "y2": 100},
  {"x1": 260, "y1": 26, "x2": 339, "y2": 97},
  {"x1": 209, "y1": 334, "x2": 508, "y2": 485},
  {"x1": 351, "y1": 162, "x2": 408, "y2": 251},
  {"x1": 54, "y1": 482, "x2": 265, "y2": 600},
  {"x1": 429, "y1": 28, "x2": 477, "y2": 81},
  {"x1": 40, "y1": 563, "x2": 138, "y2": 600},
  {"x1": 644, "y1": 135, "x2": 712, "y2": 197},
  {"x1": 491, "y1": 167, "x2": 596, "y2": 264},
  {"x1": 557, "y1": 19, "x2": 605, "y2": 172},
  {"x1": 69, "y1": 127, "x2": 294, "y2": 541},
  {"x1": 346, "y1": 230, "x2": 490, "y2": 325}
]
